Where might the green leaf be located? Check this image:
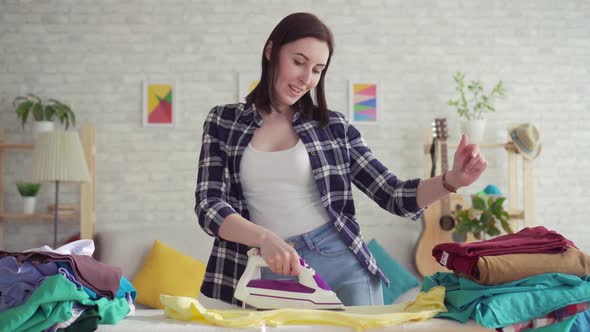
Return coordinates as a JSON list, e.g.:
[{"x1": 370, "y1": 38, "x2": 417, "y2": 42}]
[
  {"x1": 455, "y1": 221, "x2": 470, "y2": 233},
  {"x1": 500, "y1": 219, "x2": 514, "y2": 234},
  {"x1": 15, "y1": 101, "x2": 33, "y2": 128},
  {"x1": 472, "y1": 196, "x2": 486, "y2": 210},
  {"x1": 487, "y1": 225, "x2": 501, "y2": 237},
  {"x1": 44, "y1": 105, "x2": 56, "y2": 120},
  {"x1": 32, "y1": 102, "x2": 43, "y2": 121}
]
